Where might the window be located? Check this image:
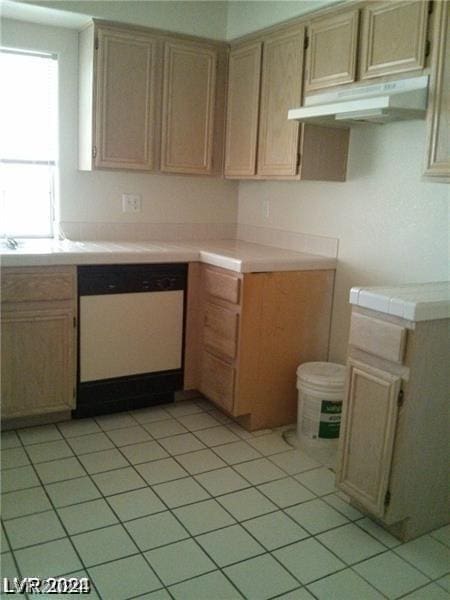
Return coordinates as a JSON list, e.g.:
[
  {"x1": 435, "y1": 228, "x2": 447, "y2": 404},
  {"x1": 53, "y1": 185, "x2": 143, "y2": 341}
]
[{"x1": 0, "y1": 48, "x2": 58, "y2": 238}]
